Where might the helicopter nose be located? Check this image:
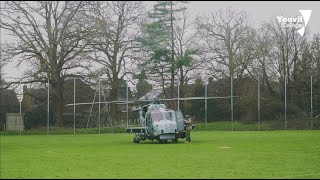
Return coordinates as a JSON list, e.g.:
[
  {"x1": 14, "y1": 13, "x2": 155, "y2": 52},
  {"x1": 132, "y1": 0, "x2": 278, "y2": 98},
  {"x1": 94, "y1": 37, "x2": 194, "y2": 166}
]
[{"x1": 162, "y1": 121, "x2": 175, "y2": 133}]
